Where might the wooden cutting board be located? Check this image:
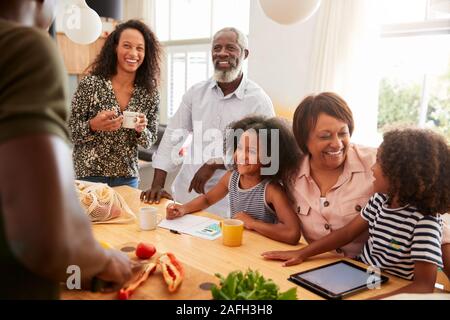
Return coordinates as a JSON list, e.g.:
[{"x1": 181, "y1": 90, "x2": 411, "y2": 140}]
[{"x1": 61, "y1": 262, "x2": 219, "y2": 300}]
